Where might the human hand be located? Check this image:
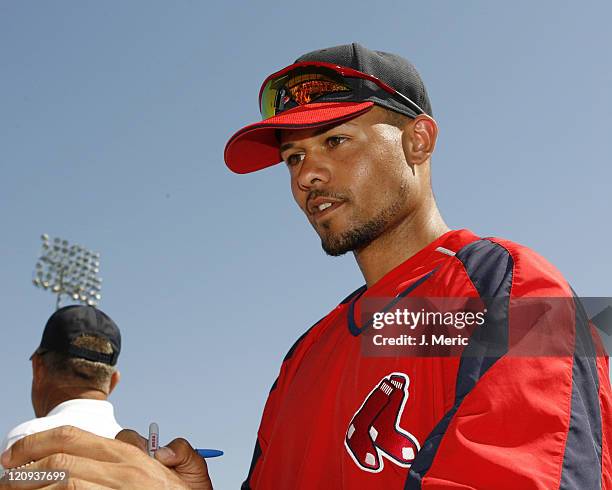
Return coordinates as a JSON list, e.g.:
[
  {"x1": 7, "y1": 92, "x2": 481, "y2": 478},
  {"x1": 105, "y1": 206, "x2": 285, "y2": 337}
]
[
  {"x1": 116, "y1": 429, "x2": 213, "y2": 489},
  {"x1": 0, "y1": 426, "x2": 212, "y2": 489}
]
